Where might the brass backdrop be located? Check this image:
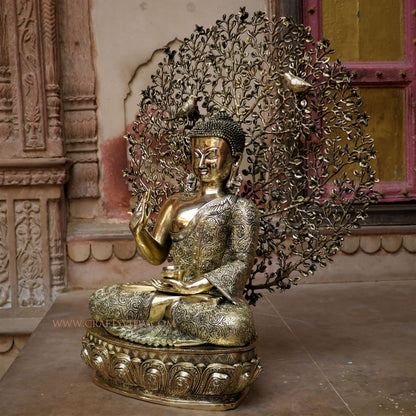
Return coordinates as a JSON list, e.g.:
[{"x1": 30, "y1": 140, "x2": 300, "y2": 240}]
[{"x1": 124, "y1": 9, "x2": 377, "y2": 305}]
